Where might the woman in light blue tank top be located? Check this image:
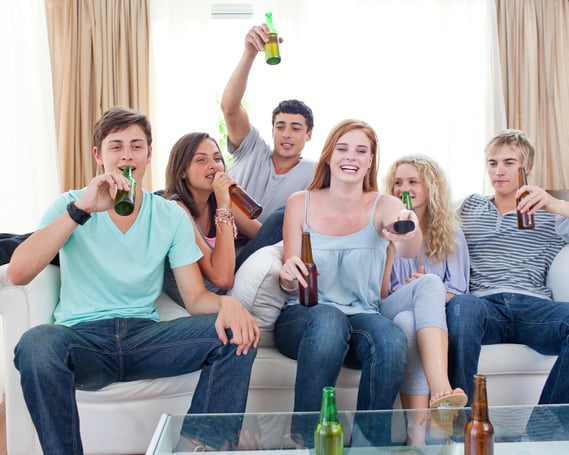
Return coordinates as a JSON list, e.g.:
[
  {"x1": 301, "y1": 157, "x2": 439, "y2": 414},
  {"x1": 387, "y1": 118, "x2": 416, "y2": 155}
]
[
  {"x1": 382, "y1": 155, "x2": 469, "y2": 445},
  {"x1": 274, "y1": 120, "x2": 423, "y2": 447}
]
